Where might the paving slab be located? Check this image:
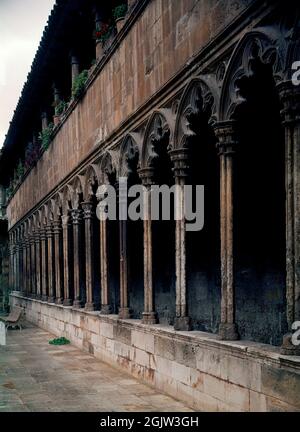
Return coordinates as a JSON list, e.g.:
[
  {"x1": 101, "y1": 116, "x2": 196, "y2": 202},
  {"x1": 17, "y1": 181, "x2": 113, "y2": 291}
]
[{"x1": 0, "y1": 324, "x2": 194, "y2": 412}]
